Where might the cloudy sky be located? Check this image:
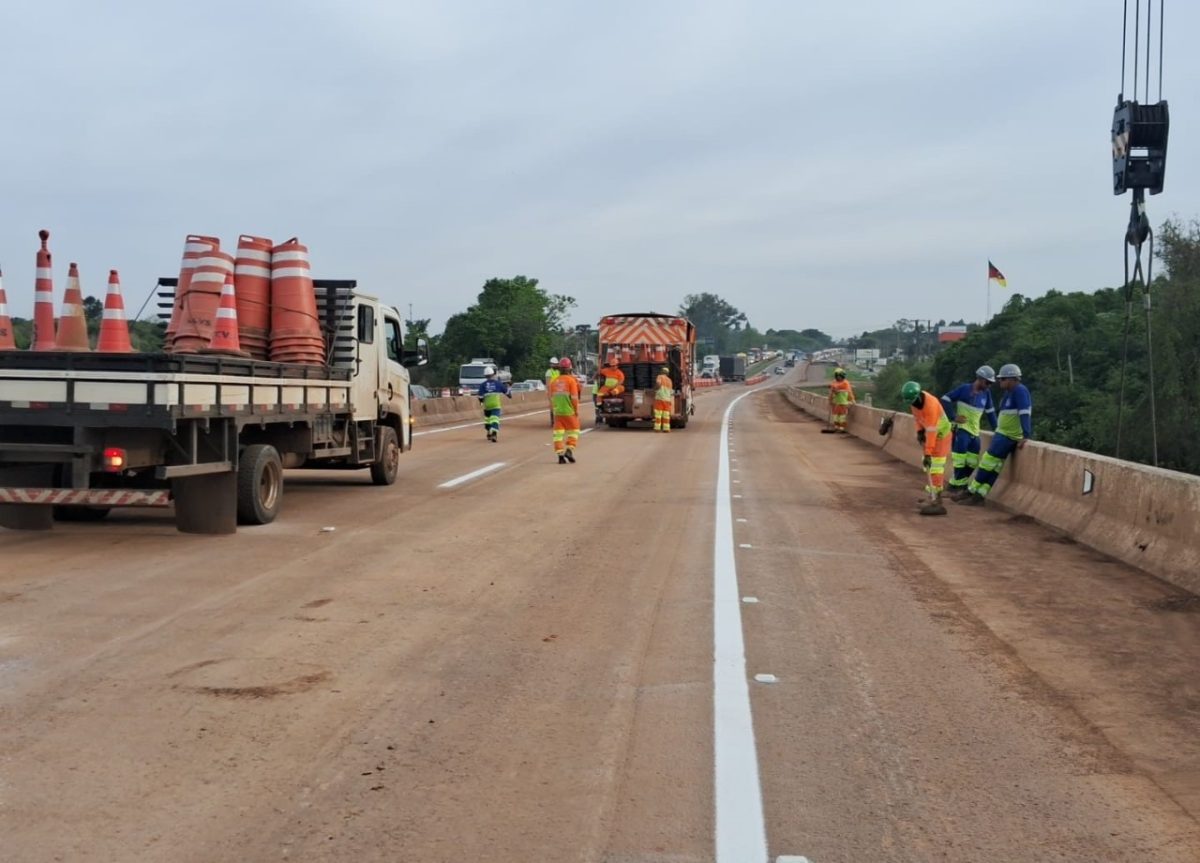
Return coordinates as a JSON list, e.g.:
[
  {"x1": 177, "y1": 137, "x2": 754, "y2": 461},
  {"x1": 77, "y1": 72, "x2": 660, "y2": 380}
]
[{"x1": 0, "y1": 1, "x2": 1193, "y2": 338}]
